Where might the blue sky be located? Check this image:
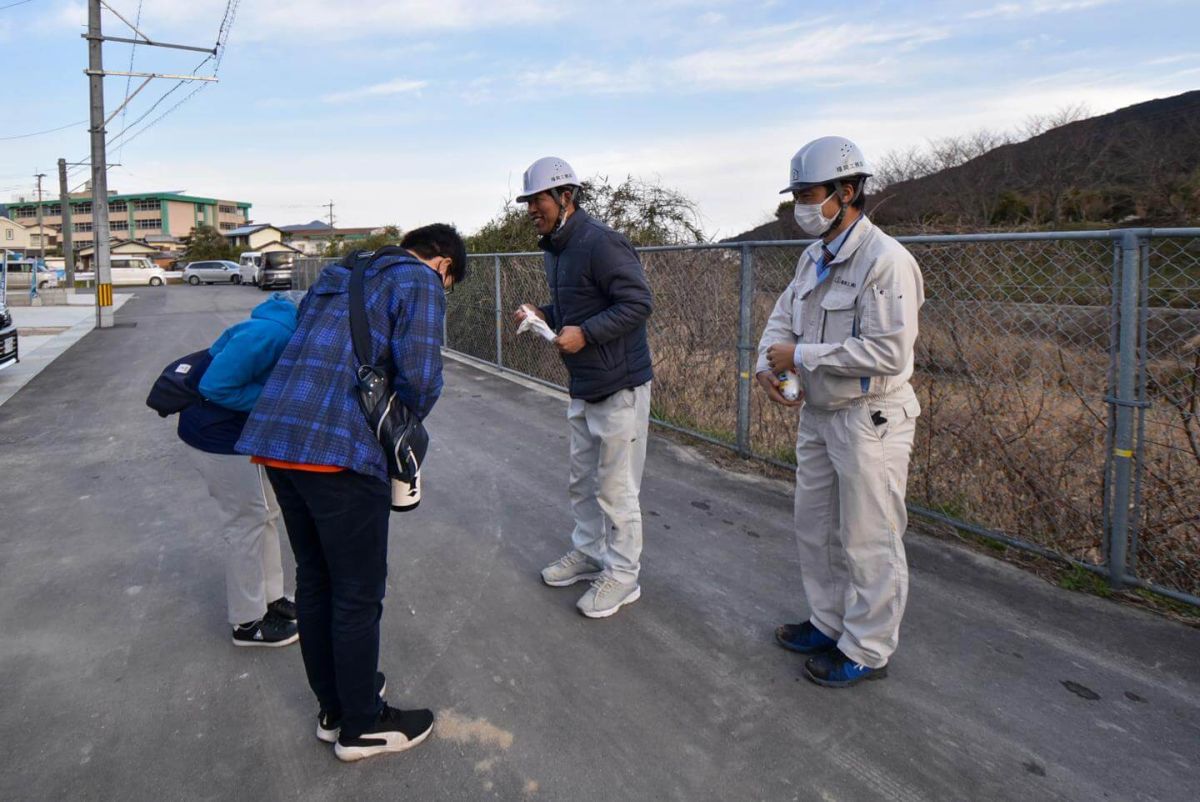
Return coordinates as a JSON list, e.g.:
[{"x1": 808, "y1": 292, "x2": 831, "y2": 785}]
[{"x1": 2, "y1": 0, "x2": 1198, "y2": 238}]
